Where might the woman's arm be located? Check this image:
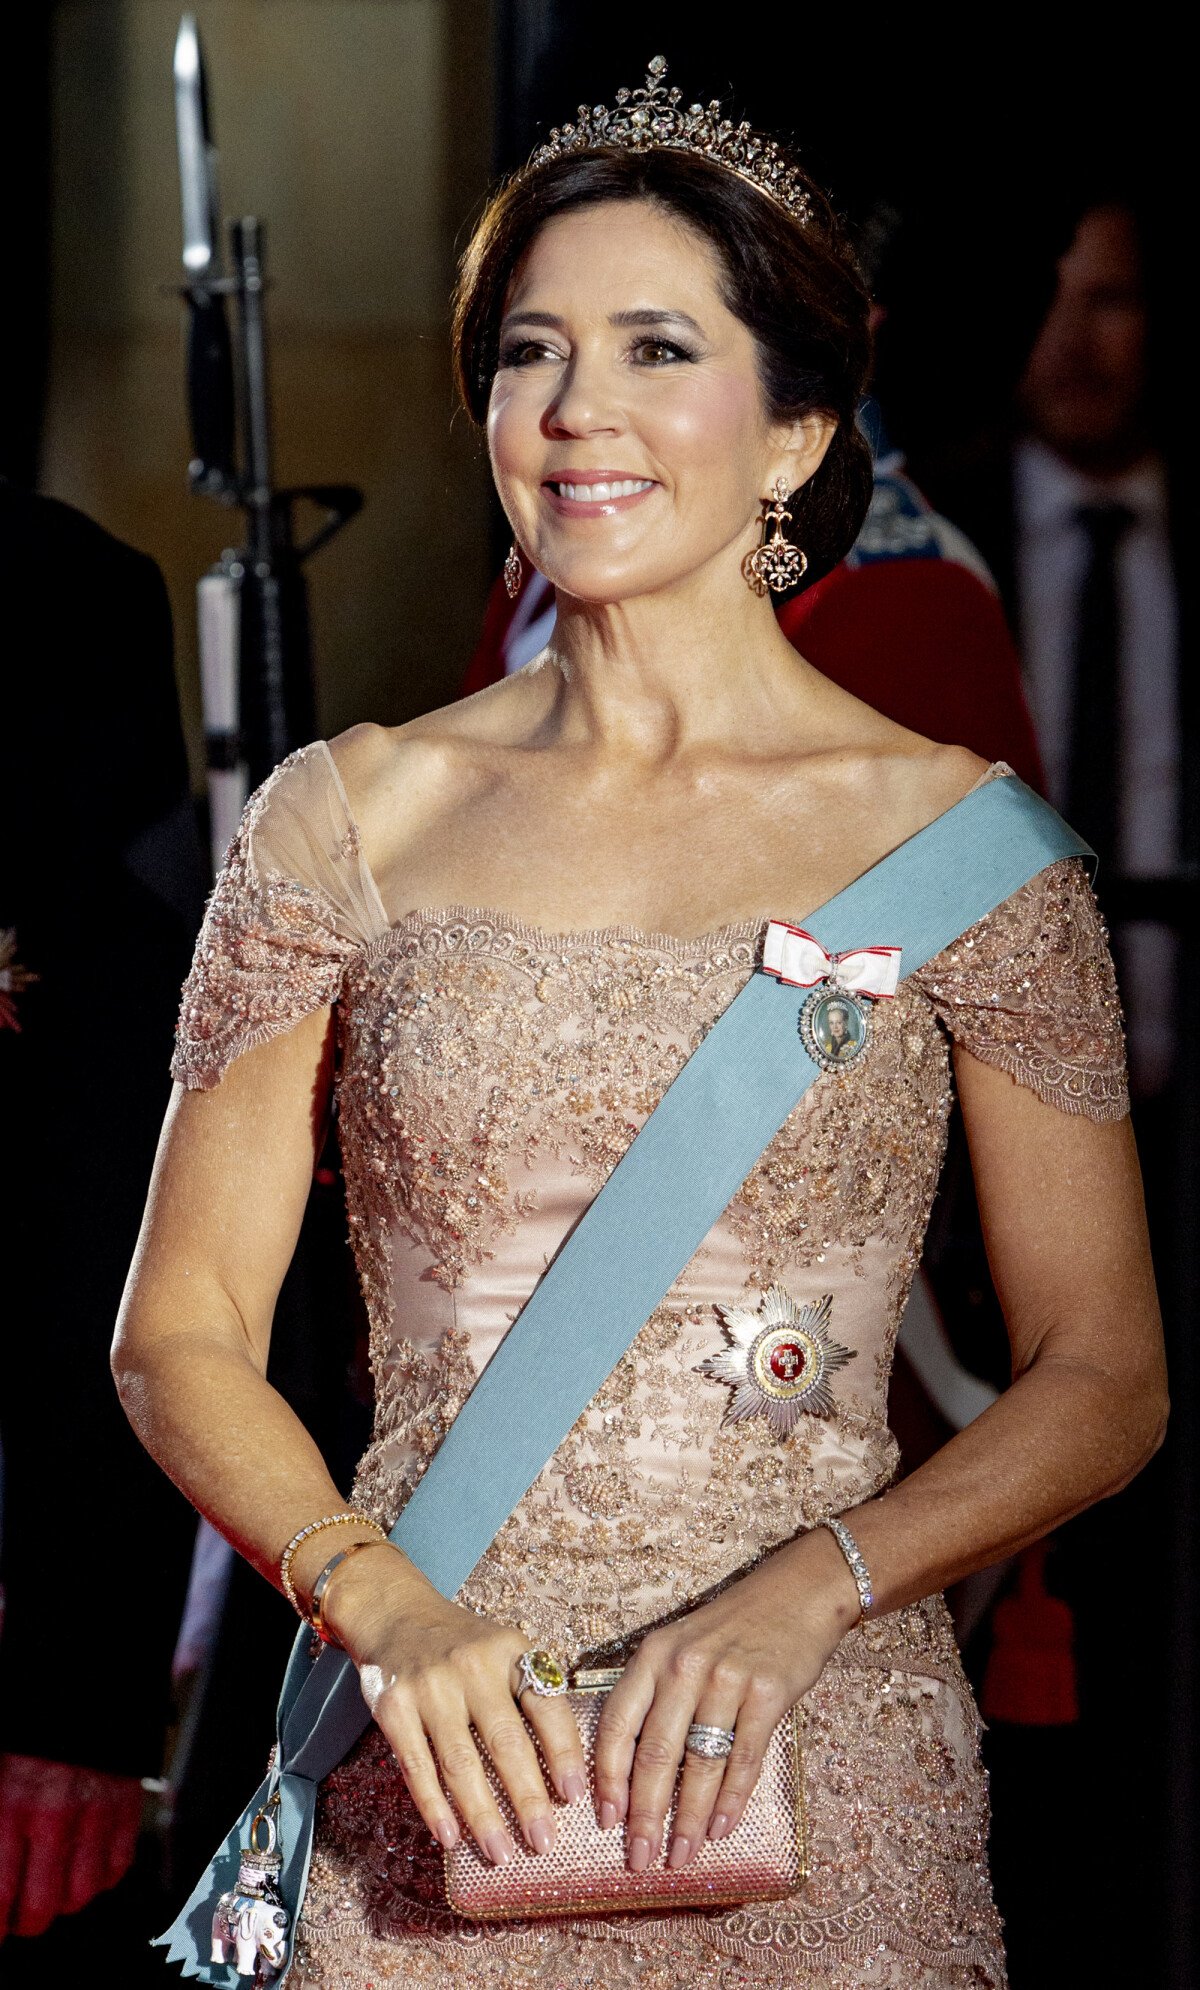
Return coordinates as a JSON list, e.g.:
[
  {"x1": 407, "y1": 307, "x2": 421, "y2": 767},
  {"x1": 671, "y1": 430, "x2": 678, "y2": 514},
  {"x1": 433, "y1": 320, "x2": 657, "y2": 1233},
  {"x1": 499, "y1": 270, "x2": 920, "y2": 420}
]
[
  {"x1": 111, "y1": 1010, "x2": 369, "y2": 1592},
  {"x1": 593, "y1": 1049, "x2": 1168, "y2": 1868},
  {"x1": 831, "y1": 1046, "x2": 1168, "y2": 1604},
  {"x1": 112, "y1": 1018, "x2": 586, "y2": 1864}
]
